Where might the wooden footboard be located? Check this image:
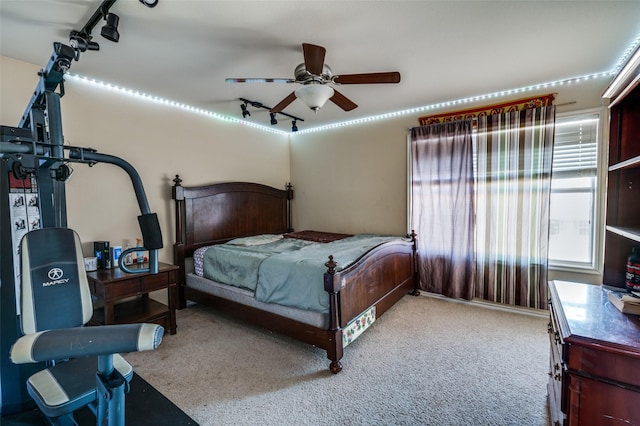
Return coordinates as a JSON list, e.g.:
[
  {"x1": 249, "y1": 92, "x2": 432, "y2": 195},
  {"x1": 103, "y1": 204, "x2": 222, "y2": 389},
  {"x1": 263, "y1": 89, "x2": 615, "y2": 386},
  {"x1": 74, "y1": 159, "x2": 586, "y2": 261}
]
[
  {"x1": 324, "y1": 233, "x2": 418, "y2": 373},
  {"x1": 172, "y1": 176, "x2": 419, "y2": 373}
]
